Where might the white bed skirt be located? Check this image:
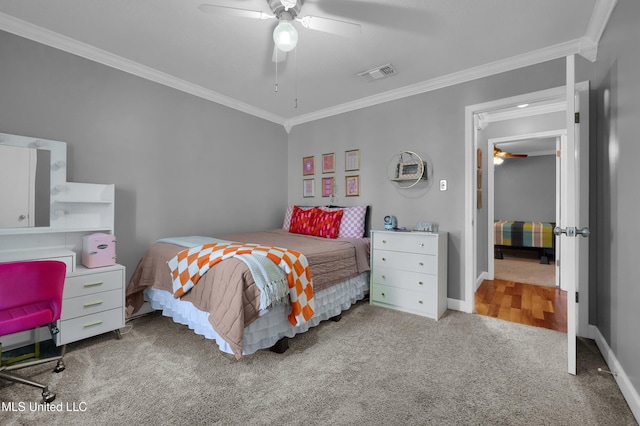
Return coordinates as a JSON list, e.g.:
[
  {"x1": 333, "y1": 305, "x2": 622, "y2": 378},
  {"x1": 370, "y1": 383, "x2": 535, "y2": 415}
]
[{"x1": 144, "y1": 272, "x2": 369, "y2": 356}]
